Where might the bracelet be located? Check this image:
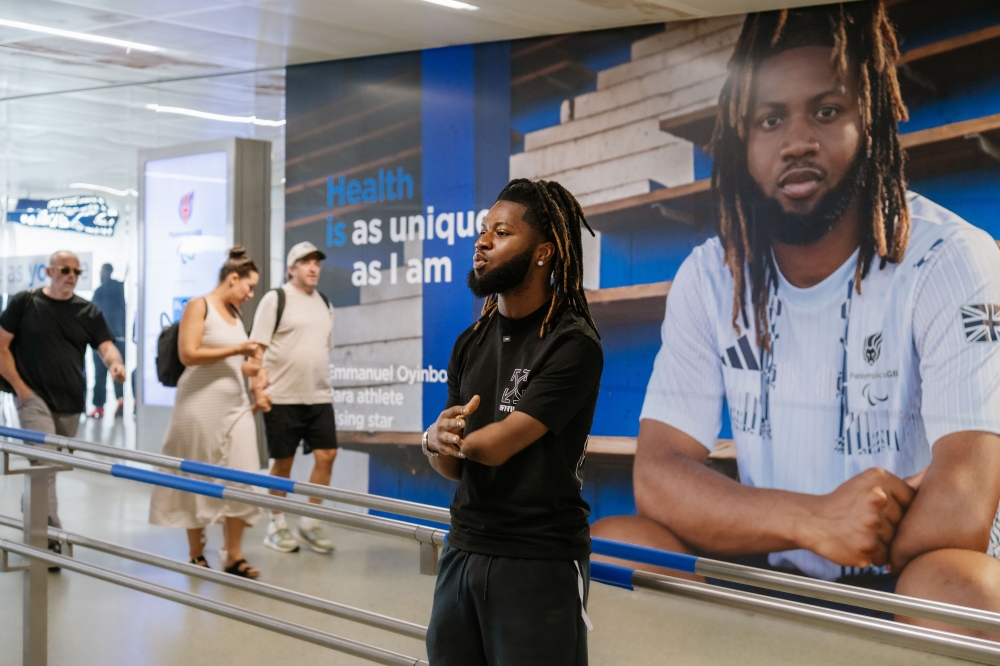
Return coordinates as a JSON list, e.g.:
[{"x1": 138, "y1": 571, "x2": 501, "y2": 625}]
[{"x1": 421, "y1": 429, "x2": 439, "y2": 458}]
